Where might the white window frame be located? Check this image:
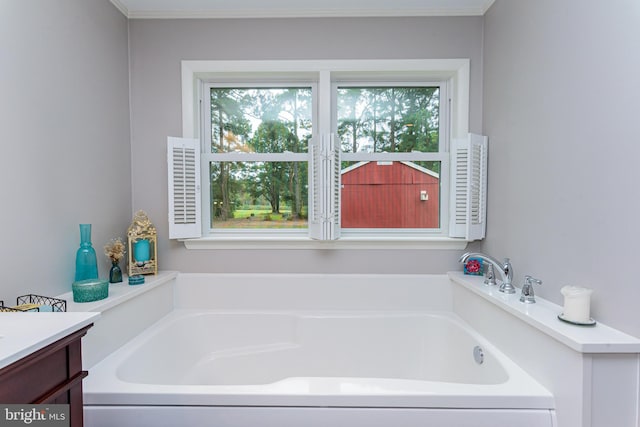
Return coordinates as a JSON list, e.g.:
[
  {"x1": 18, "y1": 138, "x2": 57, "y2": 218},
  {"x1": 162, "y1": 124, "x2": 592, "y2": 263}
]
[{"x1": 177, "y1": 59, "x2": 475, "y2": 250}]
